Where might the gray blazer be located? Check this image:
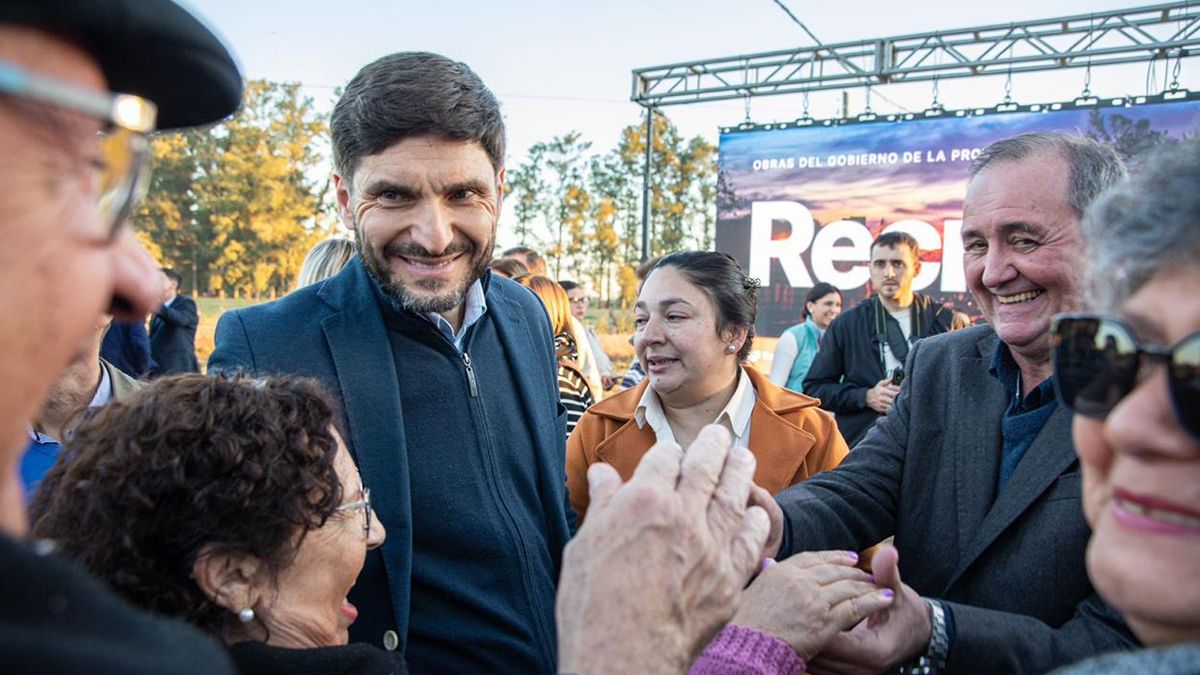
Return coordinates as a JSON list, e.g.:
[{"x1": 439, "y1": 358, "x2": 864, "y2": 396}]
[{"x1": 776, "y1": 323, "x2": 1136, "y2": 673}]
